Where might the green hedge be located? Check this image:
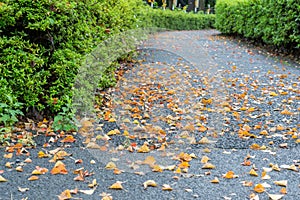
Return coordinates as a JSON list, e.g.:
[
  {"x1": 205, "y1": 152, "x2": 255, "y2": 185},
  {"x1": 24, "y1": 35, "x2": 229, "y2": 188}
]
[
  {"x1": 215, "y1": 0, "x2": 300, "y2": 48},
  {"x1": 0, "y1": 0, "x2": 148, "y2": 123},
  {"x1": 146, "y1": 9, "x2": 216, "y2": 30}
]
